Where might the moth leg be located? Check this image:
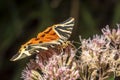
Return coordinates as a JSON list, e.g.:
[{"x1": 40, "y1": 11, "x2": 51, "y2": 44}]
[{"x1": 61, "y1": 41, "x2": 76, "y2": 49}]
